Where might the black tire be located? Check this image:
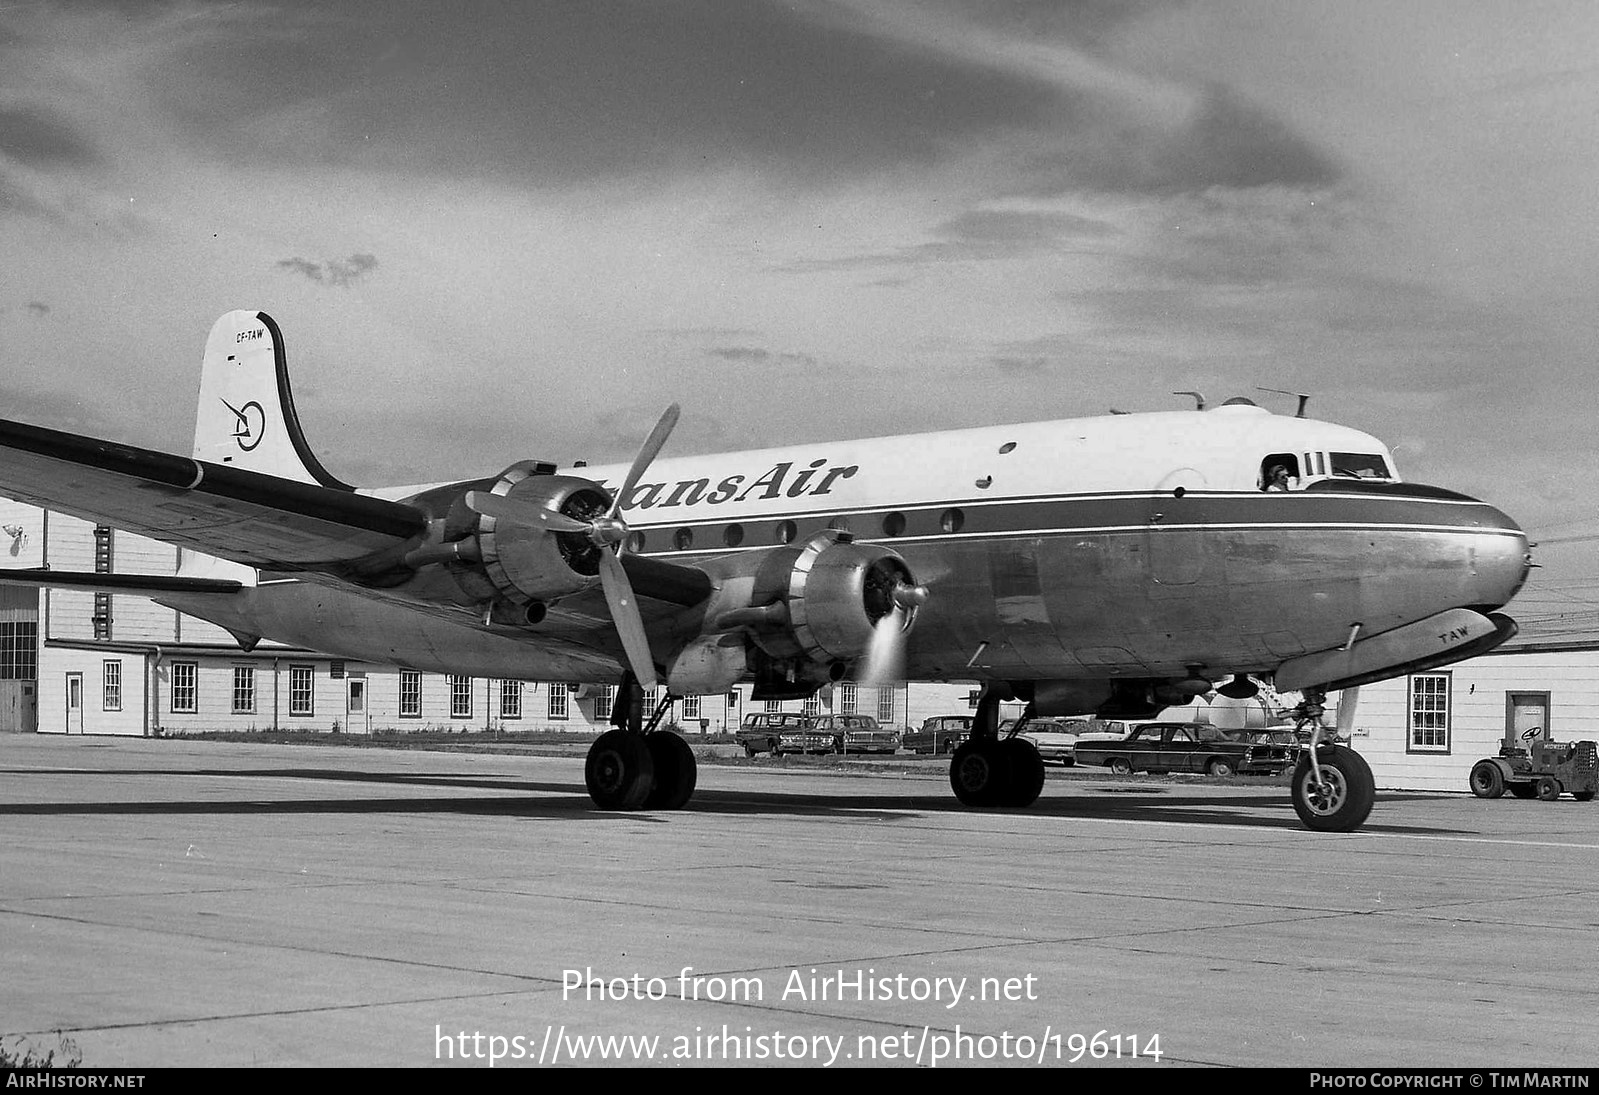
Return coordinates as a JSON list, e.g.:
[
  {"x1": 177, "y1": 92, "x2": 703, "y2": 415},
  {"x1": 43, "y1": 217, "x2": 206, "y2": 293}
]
[
  {"x1": 744, "y1": 743, "x2": 758, "y2": 758},
  {"x1": 1536, "y1": 776, "x2": 1562, "y2": 802},
  {"x1": 1205, "y1": 757, "x2": 1236, "y2": 778},
  {"x1": 1291, "y1": 745, "x2": 1376, "y2": 833},
  {"x1": 997, "y1": 738, "x2": 1046, "y2": 808},
  {"x1": 1469, "y1": 760, "x2": 1505, "y2": 799},
  {"x1": 643, "y1": 732, "x2": 697, "y2": 810},
  {"x1": 1508, "y1": 782, "x2": 1538, "y2": 799},
  {"x1": 949, "y1": 739, "x2": 1010, "y2": 807},
  {"x1": 585, "y1": 730, "x2": 655, "y2": 810},
  {"x1": 1109, "y1": 757, "x2": 1133, "y2": 776}
]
